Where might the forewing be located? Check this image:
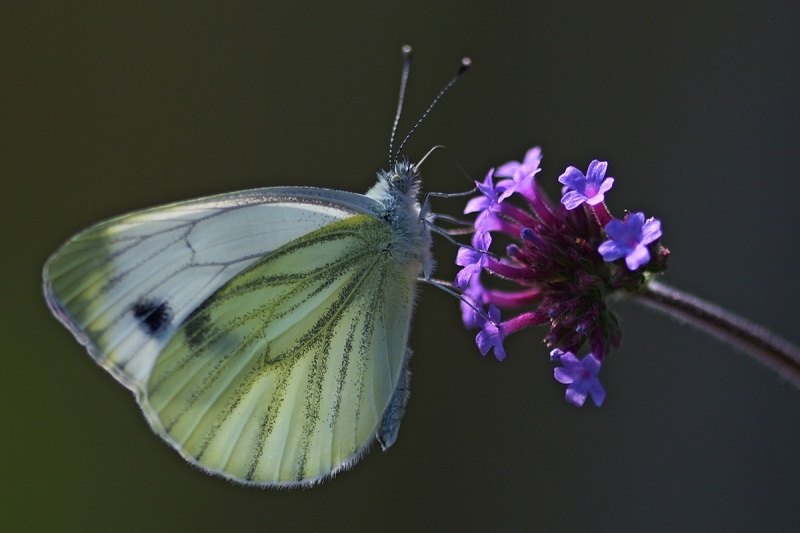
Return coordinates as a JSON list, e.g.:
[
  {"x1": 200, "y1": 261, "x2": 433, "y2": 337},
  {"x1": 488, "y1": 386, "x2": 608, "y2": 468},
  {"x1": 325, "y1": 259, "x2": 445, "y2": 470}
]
[
  {"x1": 43, "y1": 187, "x2": 381, "y2": 392},
  {"x1": 140, "y1": 215, "x2": 417, "y2": 486}
]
